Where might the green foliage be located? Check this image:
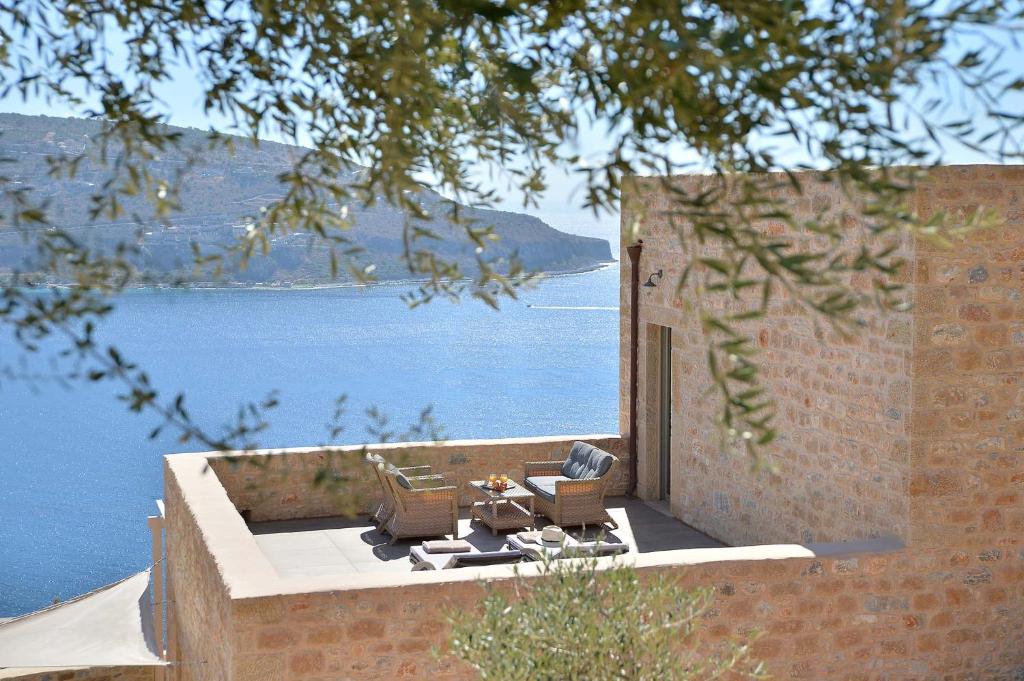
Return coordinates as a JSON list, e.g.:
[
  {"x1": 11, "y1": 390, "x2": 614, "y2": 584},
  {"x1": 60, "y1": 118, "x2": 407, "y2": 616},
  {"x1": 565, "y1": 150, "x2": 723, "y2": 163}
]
[
  {"x1": 445, "y1": 555, "x2": 764, "y2": 680},
  {"x1": 0, "y1": 0, "x2": 1021, "y2": 455}
]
